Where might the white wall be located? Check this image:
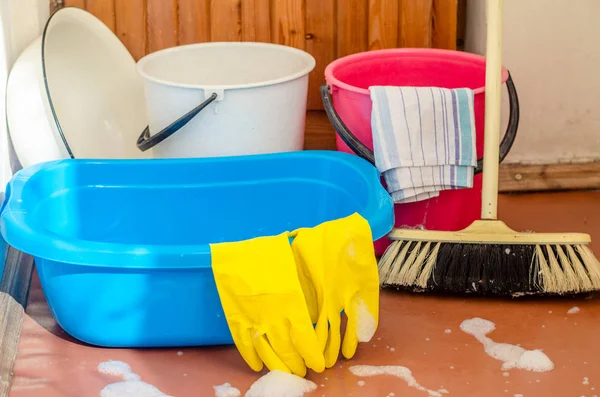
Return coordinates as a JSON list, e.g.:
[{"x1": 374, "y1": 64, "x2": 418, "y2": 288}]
[
  {"x1": 0, "y1": 0, "x2": 49, "y2": 191},
  {"x1": 465, "y1": 0, "x2": 600, "y2": 165}
]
